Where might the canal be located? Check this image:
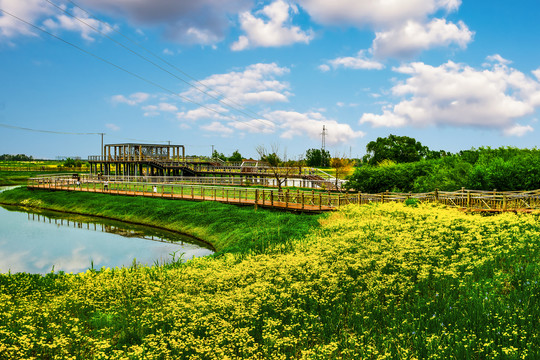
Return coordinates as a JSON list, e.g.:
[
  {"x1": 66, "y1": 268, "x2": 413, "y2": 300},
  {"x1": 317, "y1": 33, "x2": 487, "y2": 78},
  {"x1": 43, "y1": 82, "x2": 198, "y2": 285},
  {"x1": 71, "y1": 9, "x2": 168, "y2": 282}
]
[{"x1": 0, "y1": 190, "x2": 214, "y2": 274}]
